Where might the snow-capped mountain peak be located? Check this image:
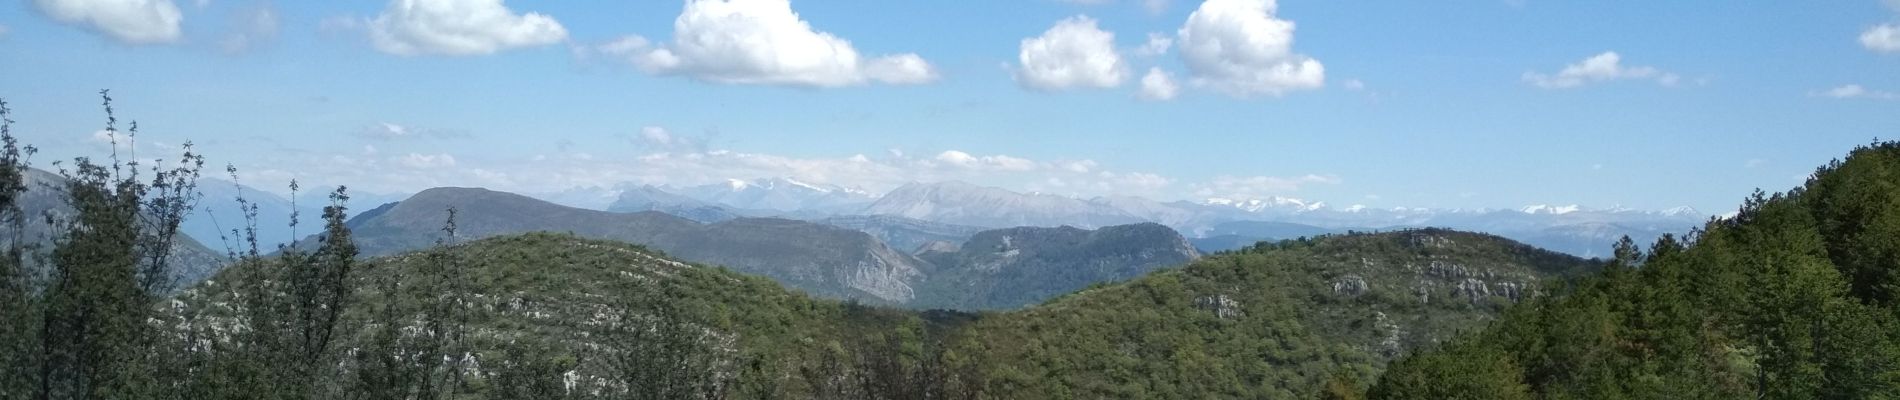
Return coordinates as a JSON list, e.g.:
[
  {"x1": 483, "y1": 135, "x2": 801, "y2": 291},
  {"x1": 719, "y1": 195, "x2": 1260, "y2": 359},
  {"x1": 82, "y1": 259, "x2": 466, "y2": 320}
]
[
  {"x1": 1519, "y1": 204, "x2": 1582, "y2": 215},
  {"x1": 1202, "y1": 196, "x2": 1320, "y2": 213},
  {"x1": 673, "y1": 177, "x2": 876, "y2": 212},
  {"x1": 780, "y1": 177, "x2": 833, "y2": 194},
  {"x1": 1660, "y1": 206, "x2": 1701, "y2": 217}
]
